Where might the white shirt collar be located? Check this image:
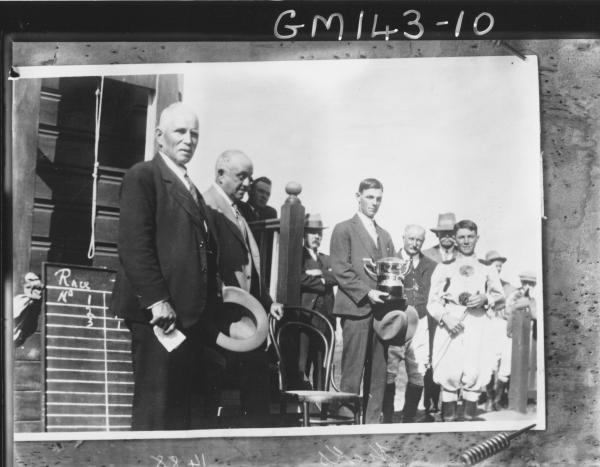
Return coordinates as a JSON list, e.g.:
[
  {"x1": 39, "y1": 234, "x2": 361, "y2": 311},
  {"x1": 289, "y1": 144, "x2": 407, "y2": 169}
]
[
  {"x1": 357, "y1": 210, "x2": 378, "y2": 244},
  {"x1": 305, "y1": 247, "x2": 318, "y2": 262},
  {"x1": 399, "y1": 249, "x2": 420, "y2": 268},
  {"x1": 159, "y1": 152, "x2": 189, "y2": 189},
  {"x1": 212, "y1": 182, "x2": 238, "y2": 211}
]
